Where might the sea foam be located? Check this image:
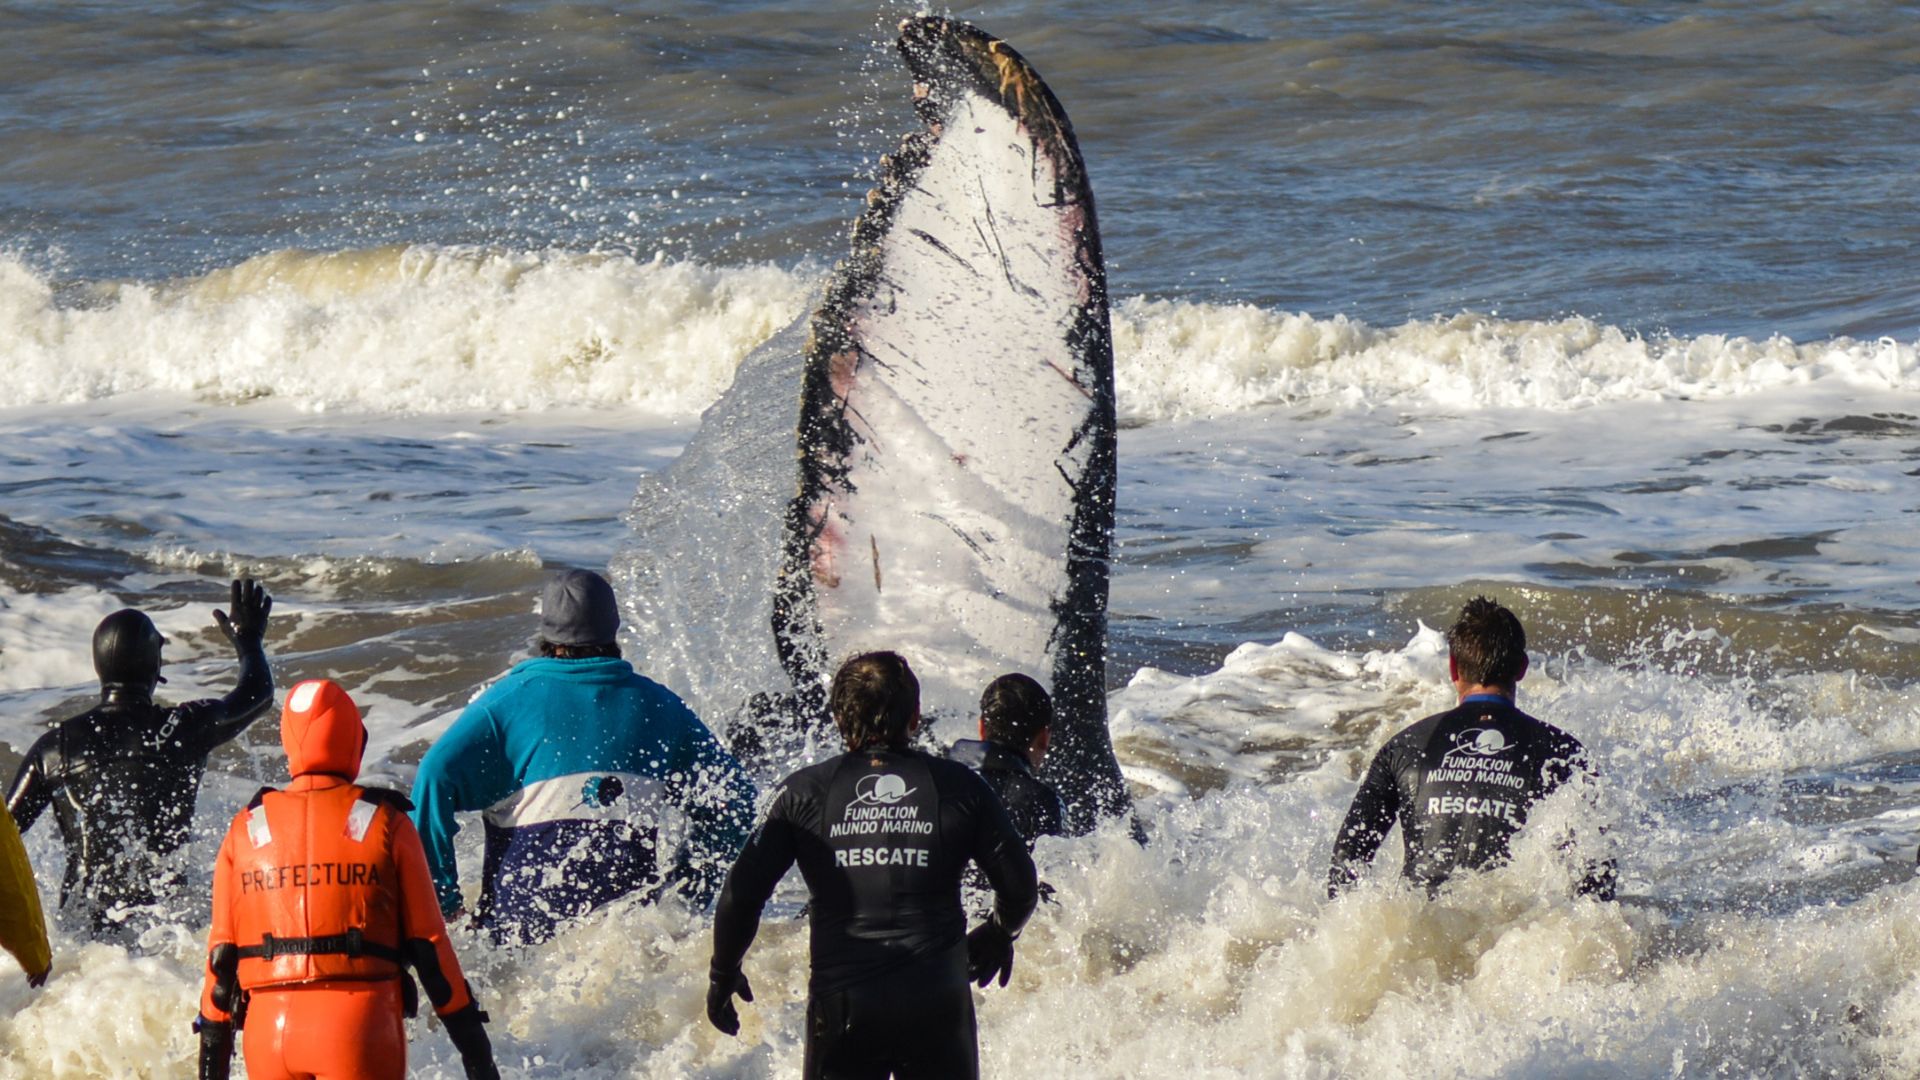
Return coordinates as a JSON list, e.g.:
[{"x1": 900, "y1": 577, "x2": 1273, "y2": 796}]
[
  {"x1": 5, "y1": 625, "x2": 1920, "y2": 1076},
  {"x1": 1111, "y1": 299, "x2": 1920, "y2": 420},
  {"x1": 4, "y1": 249, "x2": 1917, "y2": 421},
  {"x1": 0, "y1": 248, "x2": 811, "y2": 415}
]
